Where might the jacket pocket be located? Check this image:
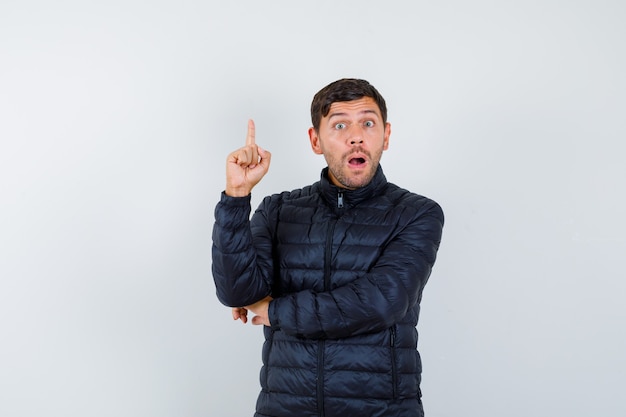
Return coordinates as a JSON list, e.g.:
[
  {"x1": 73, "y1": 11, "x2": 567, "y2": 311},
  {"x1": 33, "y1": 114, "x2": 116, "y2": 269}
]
[
  {"x1": 389, "y1": 325, "x2": 398, "y2": 399},
  {"x1": 263, "y1": 328, "x2": 275, "y2": 392}
]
